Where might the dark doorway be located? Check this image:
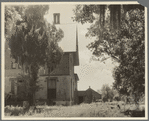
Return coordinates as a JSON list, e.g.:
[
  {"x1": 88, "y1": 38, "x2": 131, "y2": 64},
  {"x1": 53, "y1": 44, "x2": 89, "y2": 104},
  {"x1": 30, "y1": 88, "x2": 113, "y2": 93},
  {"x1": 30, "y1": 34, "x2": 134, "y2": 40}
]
[
  {"x1": 78, "y1": 96, "x2": 84, "y2": 104},
  {"x1": 48, "y1": 89, "x2": 56, "y2": 100},
  {"x1": 47, "y1": 78, "x2": 57, "y2": 105}
]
